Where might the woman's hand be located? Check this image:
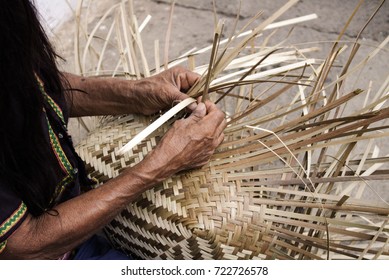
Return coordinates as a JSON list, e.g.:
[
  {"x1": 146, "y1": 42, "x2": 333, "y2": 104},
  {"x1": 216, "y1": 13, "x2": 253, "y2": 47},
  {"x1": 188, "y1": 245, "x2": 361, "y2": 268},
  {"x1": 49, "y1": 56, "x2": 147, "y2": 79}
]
[
  {"x1": 64, "y1": 66, "x2": 199, "y2": 117},
  {"x1": 129, "y1": 100, "x2": 227, "y2": 184},
  {"x1": 132, "y1": 66, "x2": 199, "y2": 115}
]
